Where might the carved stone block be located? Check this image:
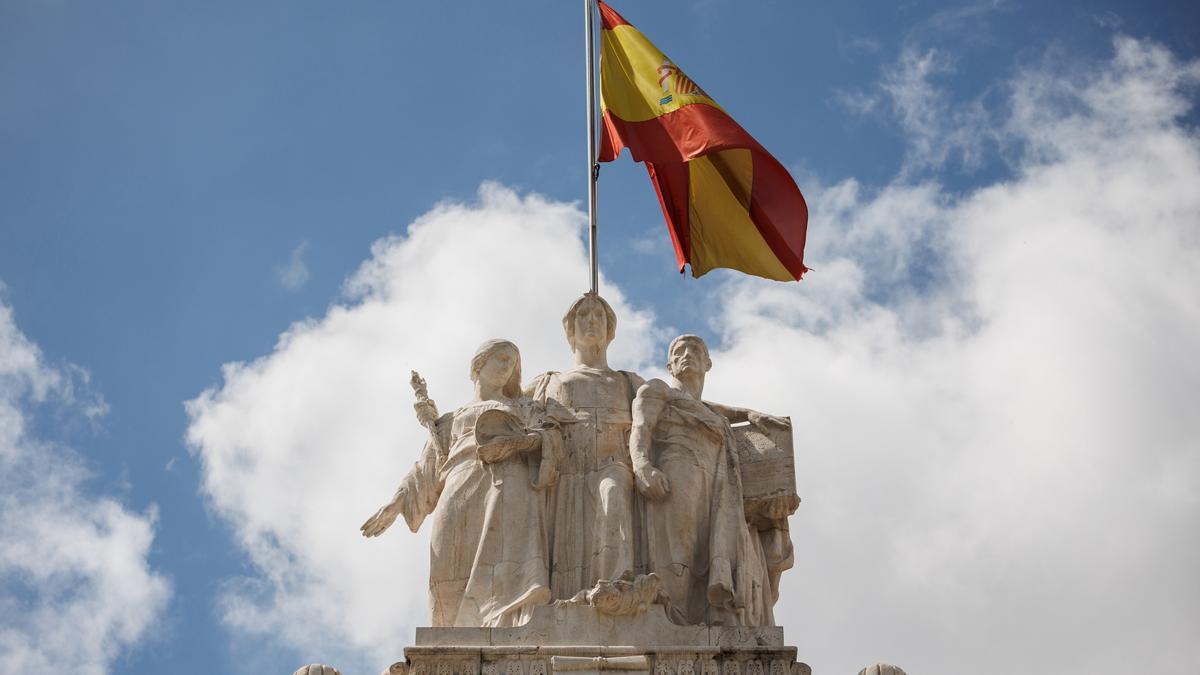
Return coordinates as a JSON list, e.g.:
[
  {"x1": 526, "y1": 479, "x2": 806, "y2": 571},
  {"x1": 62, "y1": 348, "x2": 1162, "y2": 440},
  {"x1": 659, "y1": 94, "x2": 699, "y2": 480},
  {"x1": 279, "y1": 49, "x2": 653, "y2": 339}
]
[
  {"x1": 393, "y1": 608, "x2": 806, "y2": 675},
  {"x1": 731, "y1": 419, "x2": 796, "y2": 507}
]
